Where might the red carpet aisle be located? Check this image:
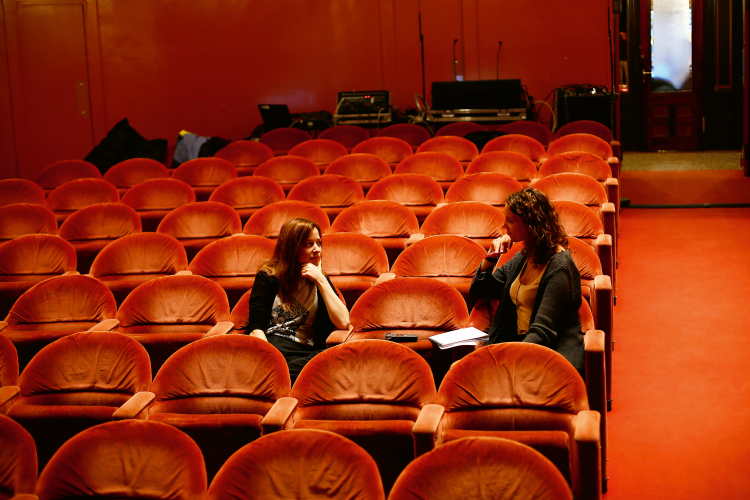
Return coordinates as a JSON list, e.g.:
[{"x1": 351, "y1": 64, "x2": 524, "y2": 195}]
[
  {"x1": 620, "y1": 170, "x2": 750, "y2": 205},
  {"x1": 604, "y1": 208, "x2": 750, "y2": 499}
]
